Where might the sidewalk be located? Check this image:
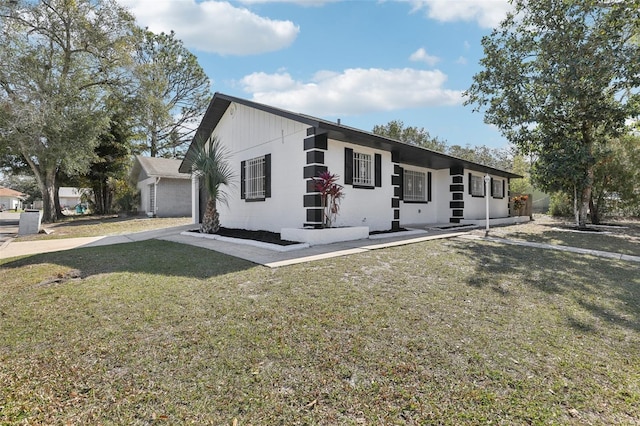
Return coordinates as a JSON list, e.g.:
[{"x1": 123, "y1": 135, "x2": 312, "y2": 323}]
[{"x1": 0, "y1": 224, "x2": 194, "y2": 260}]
